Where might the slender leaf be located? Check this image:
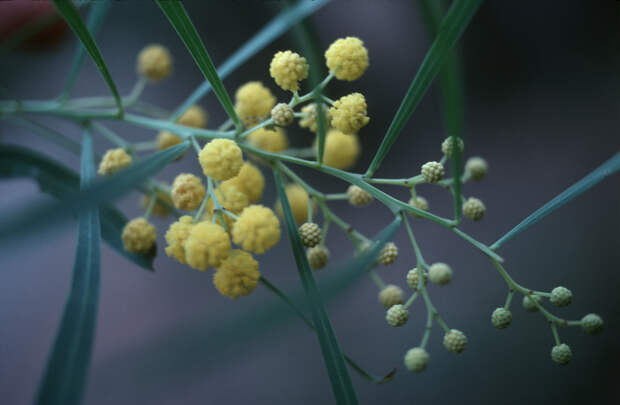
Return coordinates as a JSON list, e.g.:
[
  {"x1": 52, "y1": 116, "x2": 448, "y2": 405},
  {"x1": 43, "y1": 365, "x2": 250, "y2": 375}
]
[
  {"x1": 52, "y1": 0, "x2": 123, "y2": 115},
  {"x1": 365, "y1": 0, "x2": 483, "y2": 177},
  {"x1": 491, "y1": 152, "x2": 620, "y2": 250},
  {"x1": 171, "y1": 0, "x2": 331, "y2": 120},
  {"x1": 274, "y1": 167, "x2": 359, "y2": 405},
  {"x1": 156, "y1": 0, "x2": 240, "y2": 128},
  {"x1": 260, "y1": 277, "x2": 396, "y2": 384},
  {"x1": 0, "y1": 144, "x2": 154, "y2": 270},
  {"x1": 0, "y1": 141, "x2": 189, "y2": 242},
  {"x1": 285, "y1": 0, "x2": 328, "y2": 164},
  {"x1": 418, "y1": 0, "x2": 466, "y2": 221},
  {"x1": 62, "y1": 0, "x2": 111, "y2": 99},
  {"x1": 35, "y1": 131, "x2": 101, "y2": 405}
]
